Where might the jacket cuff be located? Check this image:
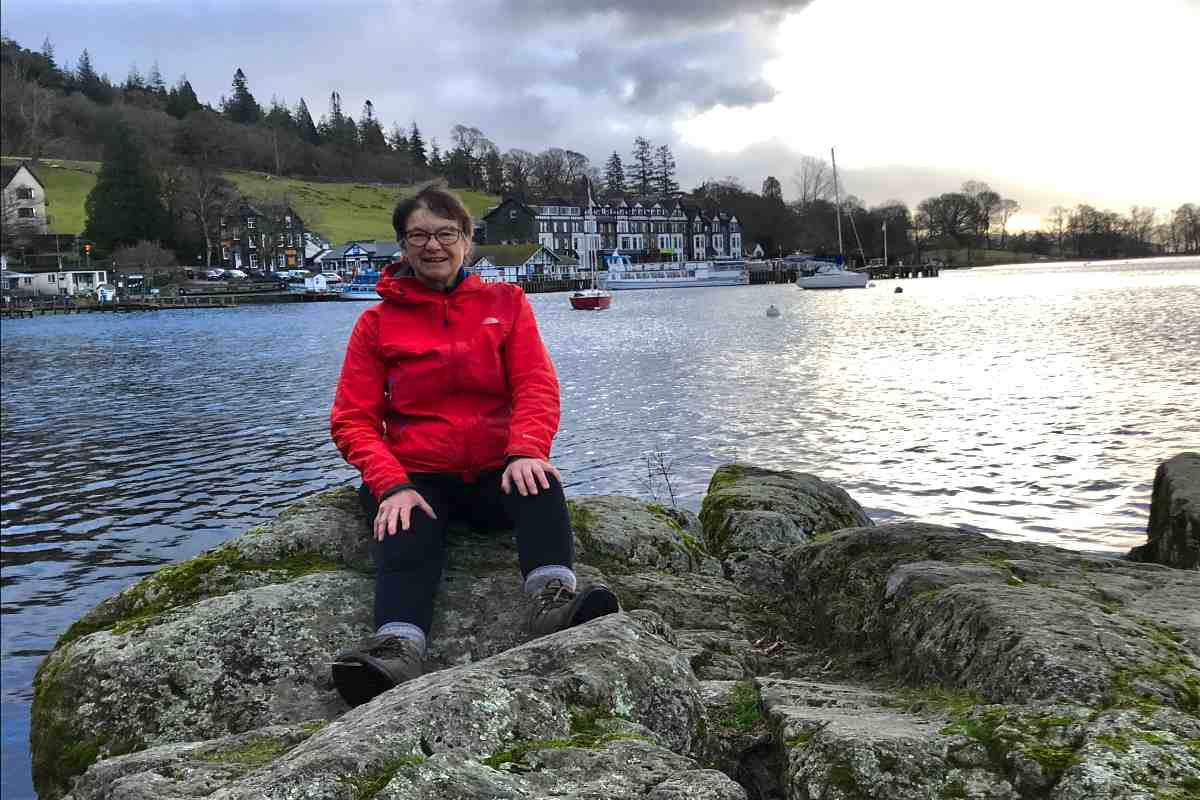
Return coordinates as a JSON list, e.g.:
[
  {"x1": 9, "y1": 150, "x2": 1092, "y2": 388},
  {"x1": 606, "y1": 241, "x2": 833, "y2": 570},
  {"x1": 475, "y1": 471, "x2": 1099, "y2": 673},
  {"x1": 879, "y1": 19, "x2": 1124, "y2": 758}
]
[{"x1": 378, "y1": 482, "x2": 416, "y2": 501}]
